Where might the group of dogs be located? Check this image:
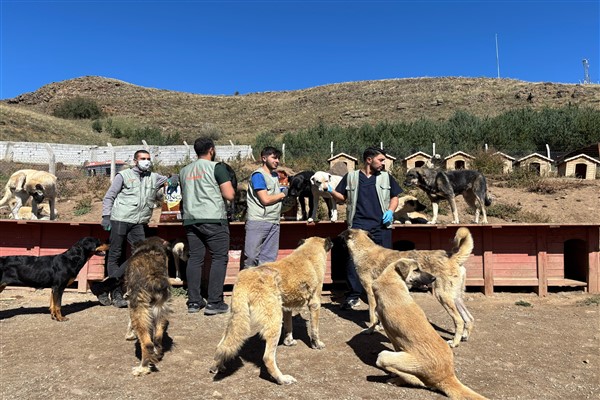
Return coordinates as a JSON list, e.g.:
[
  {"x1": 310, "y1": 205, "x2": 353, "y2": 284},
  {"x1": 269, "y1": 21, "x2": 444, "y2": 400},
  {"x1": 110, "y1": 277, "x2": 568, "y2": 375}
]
[{"x1": 0, "y1": 224, "x2": 488, "y2": 398}]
